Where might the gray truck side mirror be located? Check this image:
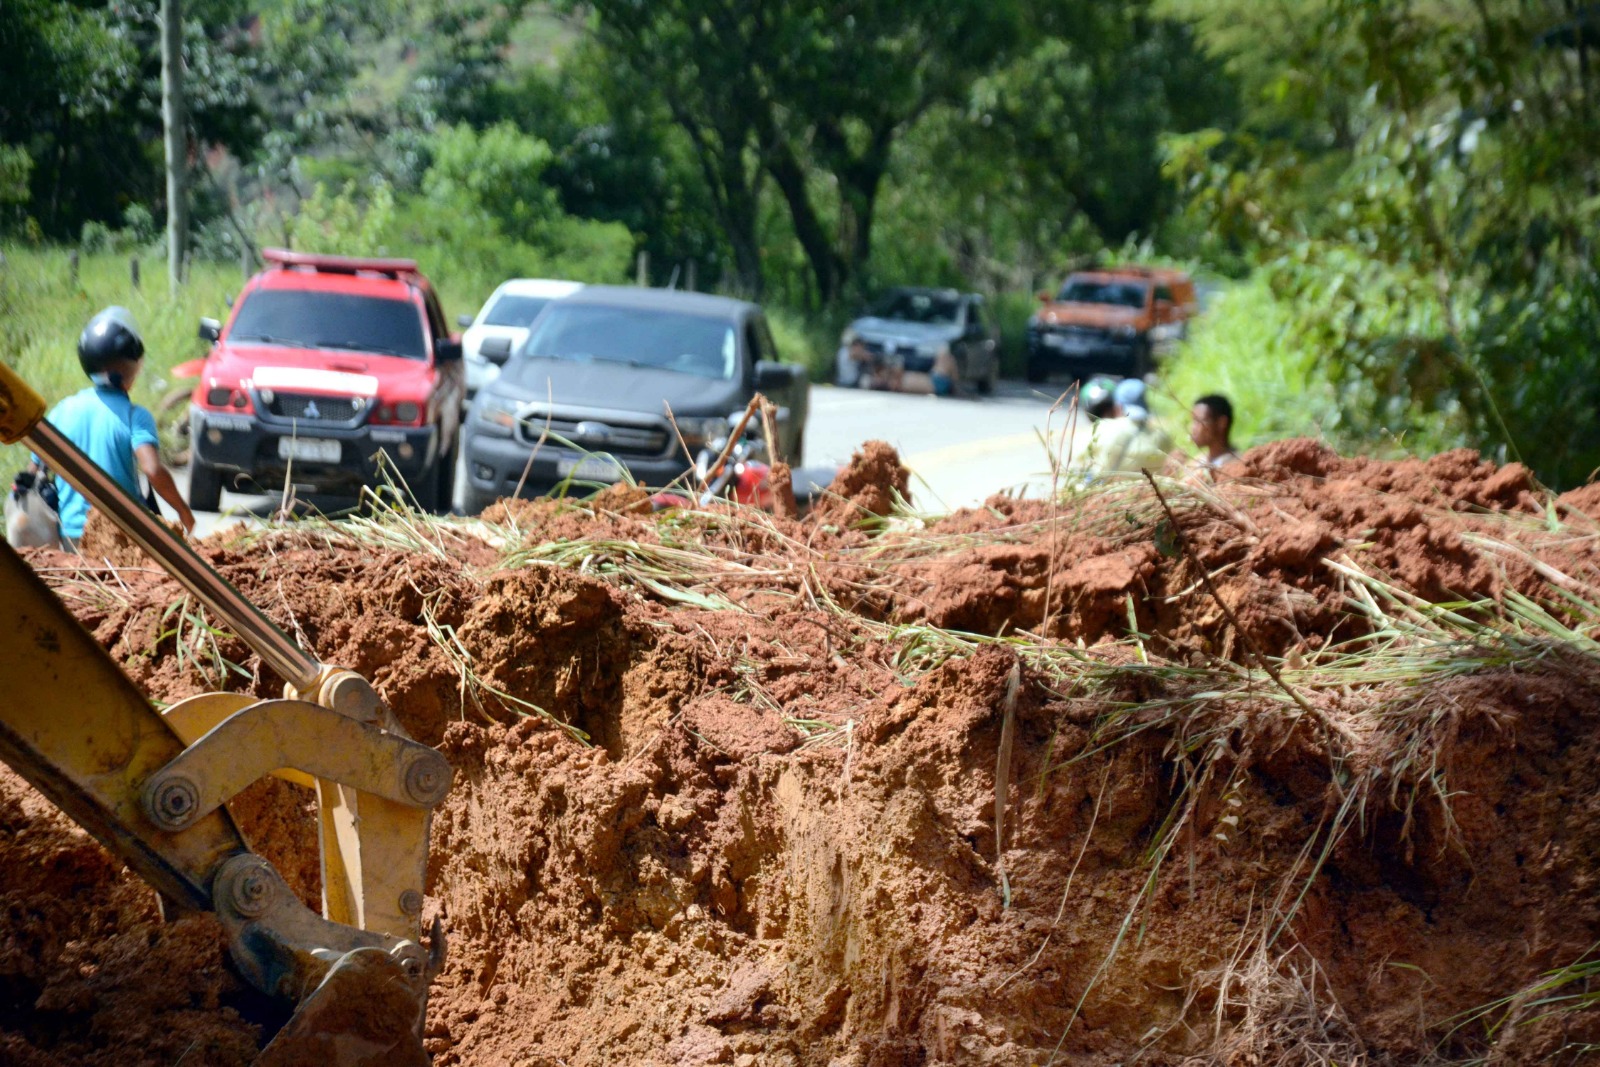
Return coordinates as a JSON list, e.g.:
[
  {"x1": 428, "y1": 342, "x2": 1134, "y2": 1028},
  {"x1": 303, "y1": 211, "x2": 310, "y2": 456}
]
[
  {"x1": 755, "y1": 361, "x2": 800, "y2": 390},
  {"x1": 479, "y1": 336, "x2": 514, "y2": 365}
]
